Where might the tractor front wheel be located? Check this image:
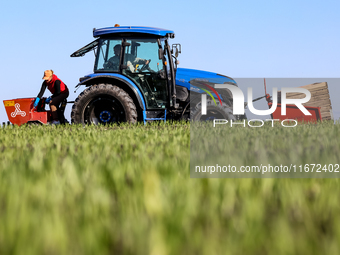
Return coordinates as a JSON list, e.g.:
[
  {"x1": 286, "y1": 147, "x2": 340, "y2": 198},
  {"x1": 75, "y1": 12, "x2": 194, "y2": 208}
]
[{"x1": 71, "y1": 84, "x2": 137, "y2": 125}]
